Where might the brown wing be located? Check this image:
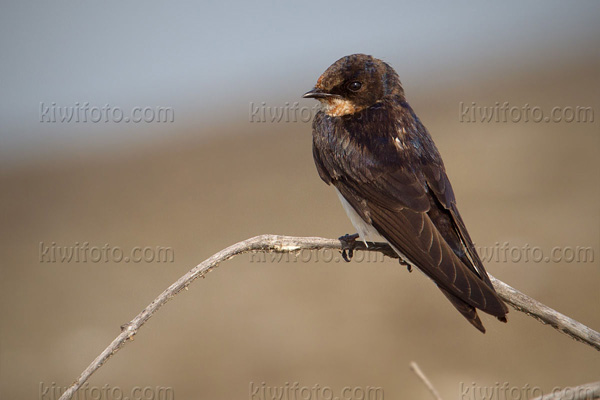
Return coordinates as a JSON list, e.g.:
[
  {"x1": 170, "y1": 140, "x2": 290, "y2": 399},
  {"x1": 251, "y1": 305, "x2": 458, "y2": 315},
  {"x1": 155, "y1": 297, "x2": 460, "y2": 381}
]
[
  {"x1": 422, "y1": 163, "x2": 495, "y2": 289},
  {"x1": 334, "y1": 179, "x2": 508, "y2": 330}
]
